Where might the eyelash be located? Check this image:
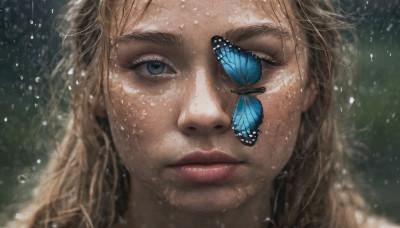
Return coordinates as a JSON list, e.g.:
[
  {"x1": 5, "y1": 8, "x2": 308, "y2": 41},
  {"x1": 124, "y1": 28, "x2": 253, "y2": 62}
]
[
  {"x1": 128, "y1": 57, "x2": 175, "y2": 80},
  {"x1": 253, "y1": 53, "x2": 284, "y2": 67}
]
